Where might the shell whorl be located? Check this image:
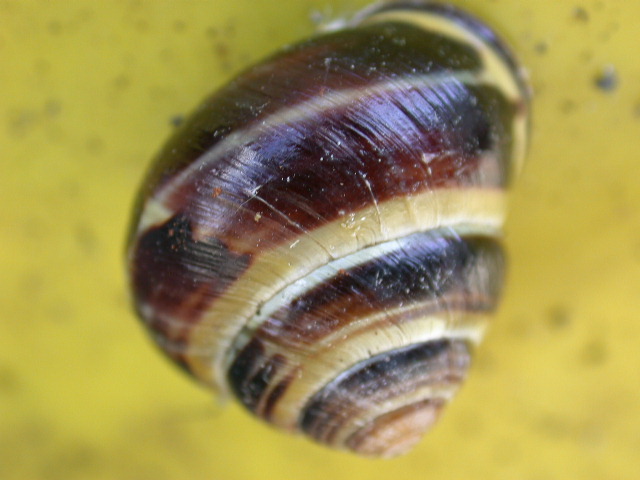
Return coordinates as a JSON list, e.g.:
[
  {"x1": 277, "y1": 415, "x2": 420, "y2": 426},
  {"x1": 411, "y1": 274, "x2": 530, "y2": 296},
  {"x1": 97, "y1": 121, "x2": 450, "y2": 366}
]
[{"x1": 127, "y1": 1, "x2": 529, "y2": 457}]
